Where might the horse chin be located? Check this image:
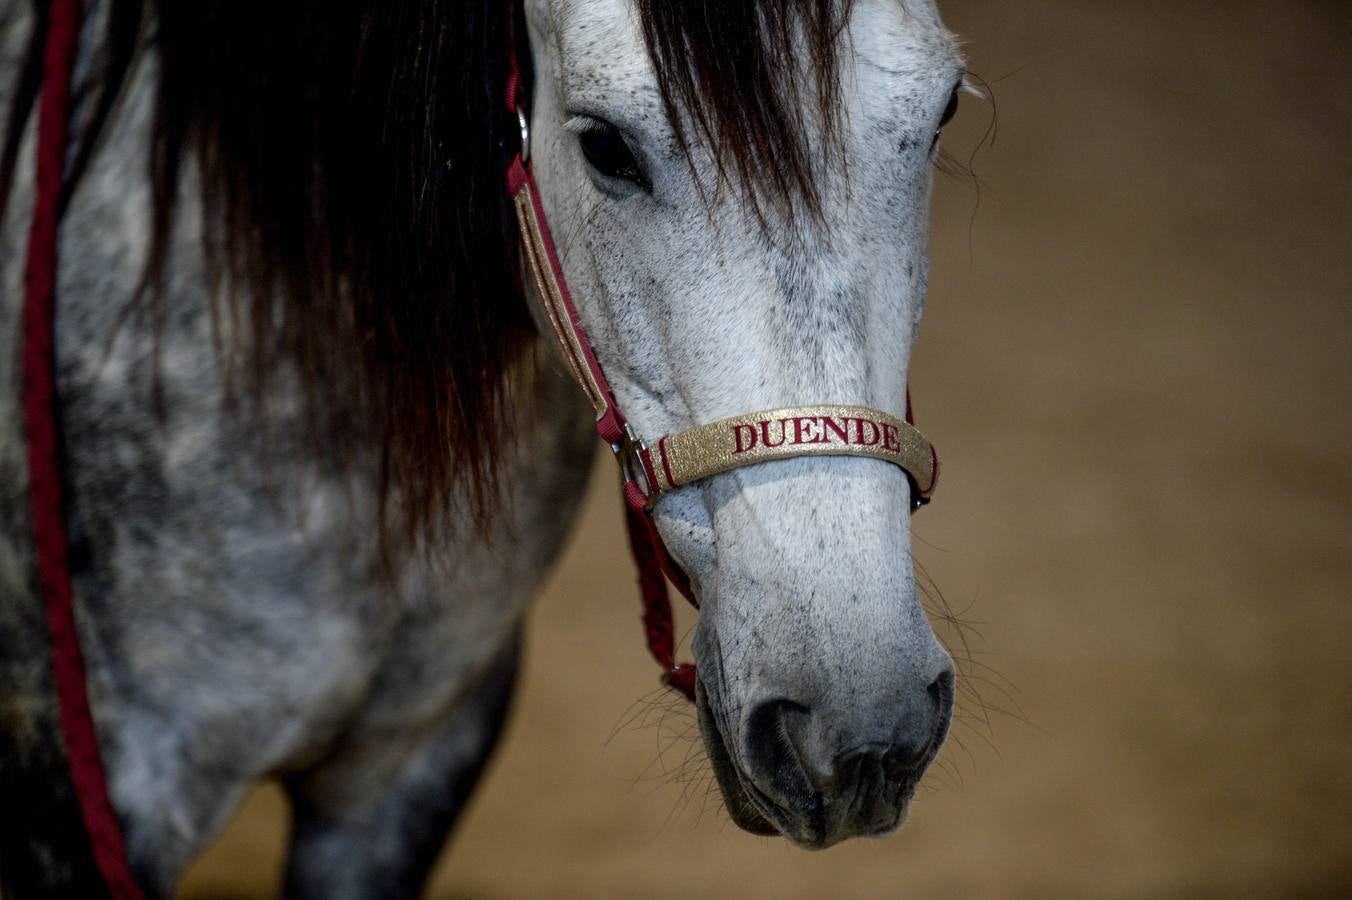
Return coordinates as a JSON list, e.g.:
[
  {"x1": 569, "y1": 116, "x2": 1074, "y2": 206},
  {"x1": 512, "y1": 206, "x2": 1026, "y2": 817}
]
[{"x1": 695, "y1": 680, "x2": 778, "y2": 837}]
